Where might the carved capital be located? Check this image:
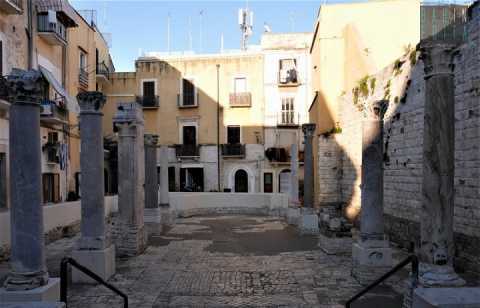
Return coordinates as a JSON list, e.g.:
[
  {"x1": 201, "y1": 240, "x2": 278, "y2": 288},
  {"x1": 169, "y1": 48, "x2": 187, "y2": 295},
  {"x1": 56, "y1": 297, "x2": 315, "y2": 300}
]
[
  {"x1": 302, "y1": 123, "x2": 316, "y2": 138},
  {"x1": 418, "y1": 41, "x2": 457, "y2": 79},
  {"x1": 77, "y1": 91, "x2": 106, "y2": 114},
  {"x1": 364, "y1": 100, "x2": 388, "y2": 121},
  {"x1": 0, "y1": 69, "x2": 46, "y2": 105},
  {"x1": 144, "y1": 134, "x2": 159, "y2": 146}
]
